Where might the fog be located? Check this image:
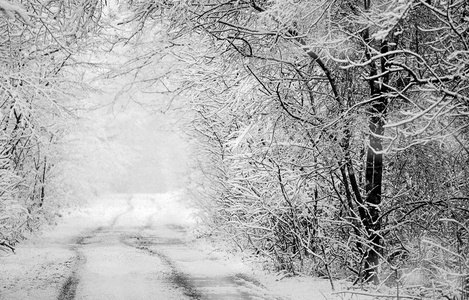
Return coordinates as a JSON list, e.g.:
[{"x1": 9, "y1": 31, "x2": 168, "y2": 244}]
[
  {"x1": 111, "y1": 112, "x2": 189, "y2": 193},
  {"x1": 67, "y1": 68, "x2": 191, "y2": 198}
]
